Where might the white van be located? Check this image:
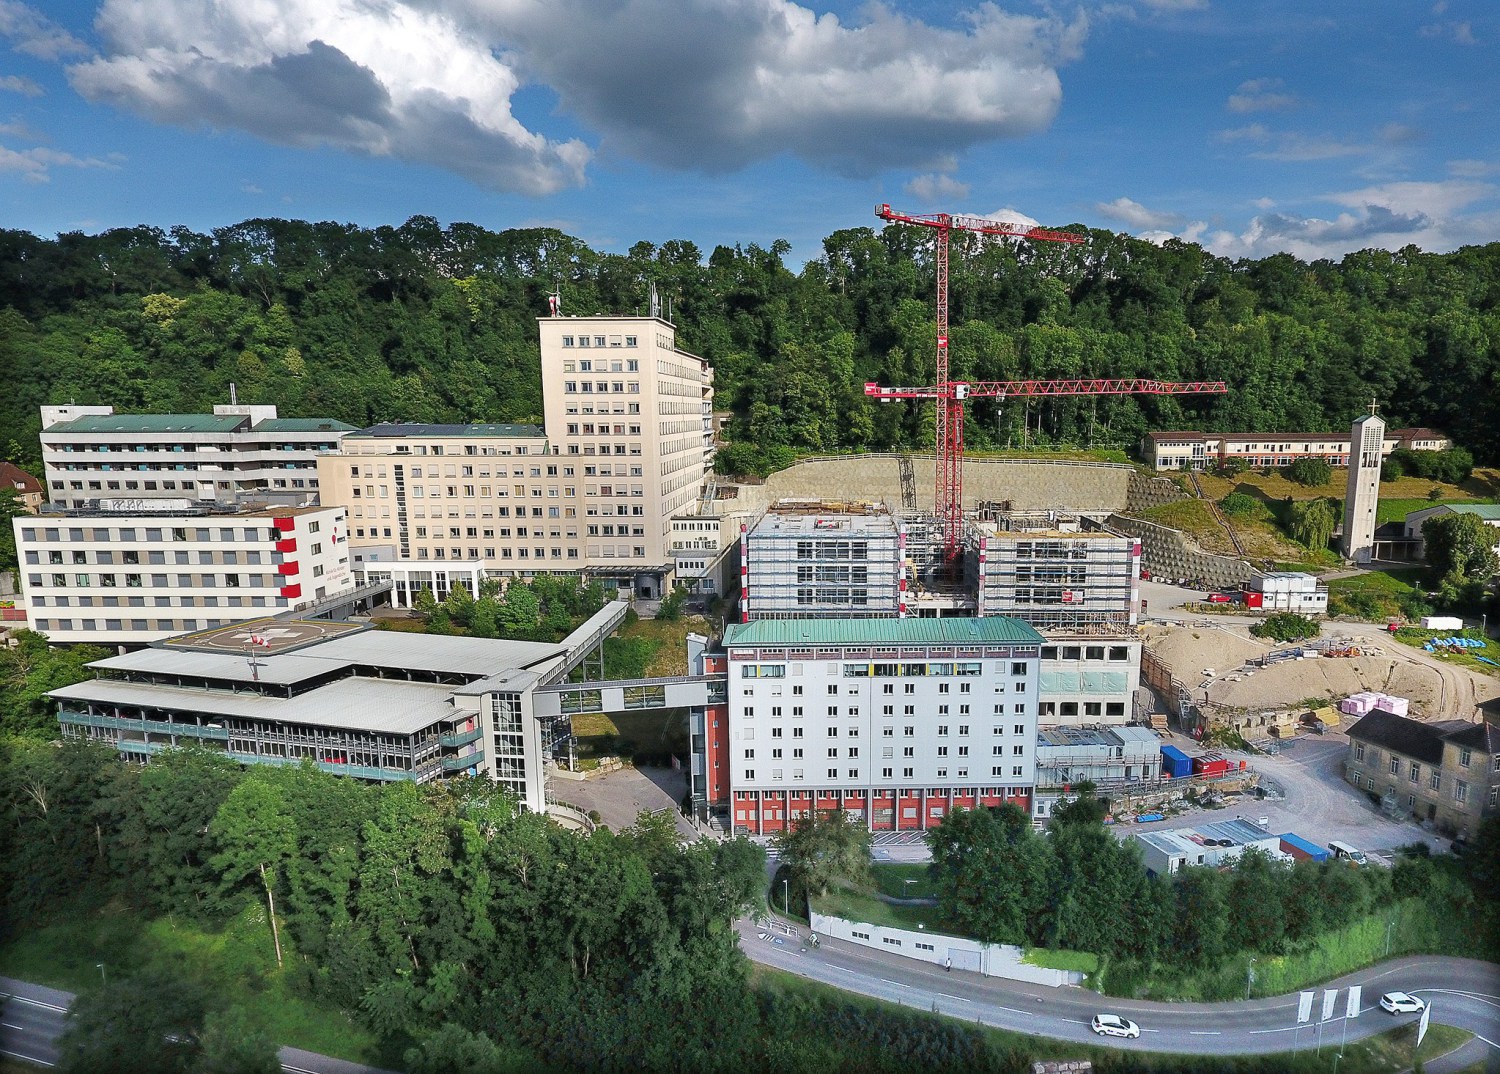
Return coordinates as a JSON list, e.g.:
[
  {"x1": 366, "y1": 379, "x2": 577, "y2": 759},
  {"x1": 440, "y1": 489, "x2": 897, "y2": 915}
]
[{"x1": 1328, "y1": 840, "x2": 1368, "y2": 865}]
